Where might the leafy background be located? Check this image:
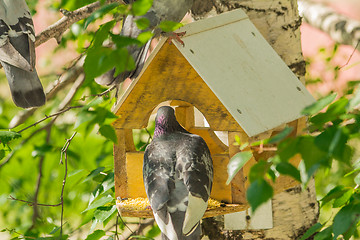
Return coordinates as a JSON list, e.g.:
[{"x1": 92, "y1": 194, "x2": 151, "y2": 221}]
[{"x1": 1, "y1": 0, "x2": 360, "y2": 239}]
